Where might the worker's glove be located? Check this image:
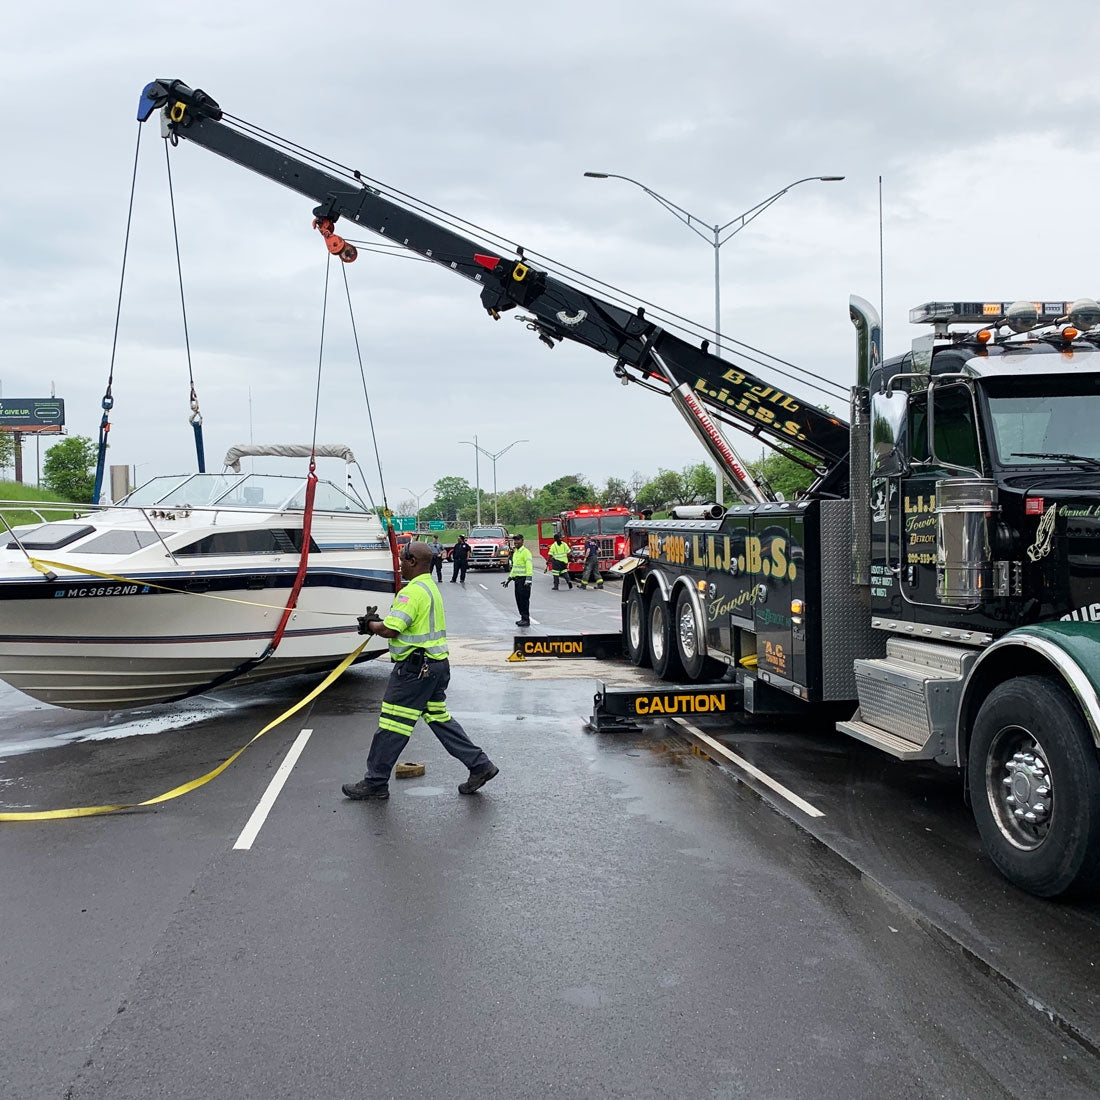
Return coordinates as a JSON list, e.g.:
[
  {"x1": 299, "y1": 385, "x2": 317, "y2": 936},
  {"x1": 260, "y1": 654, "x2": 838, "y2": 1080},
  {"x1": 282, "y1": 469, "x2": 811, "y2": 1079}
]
[
  {"x1": 501, "y1": 578, "x2": 511, "y2": 587},
  {"x1": 357, "y1": 605, "x2": 383, "y2": 634}
]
